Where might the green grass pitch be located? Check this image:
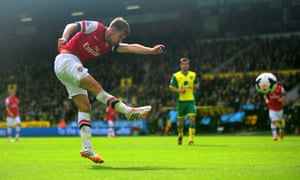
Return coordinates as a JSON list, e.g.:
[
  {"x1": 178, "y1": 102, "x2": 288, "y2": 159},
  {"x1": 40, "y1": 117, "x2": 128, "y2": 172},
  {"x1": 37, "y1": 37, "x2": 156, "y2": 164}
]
[{"x1": 1, "y1": 135, "x2": 300, "y2": 180}]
